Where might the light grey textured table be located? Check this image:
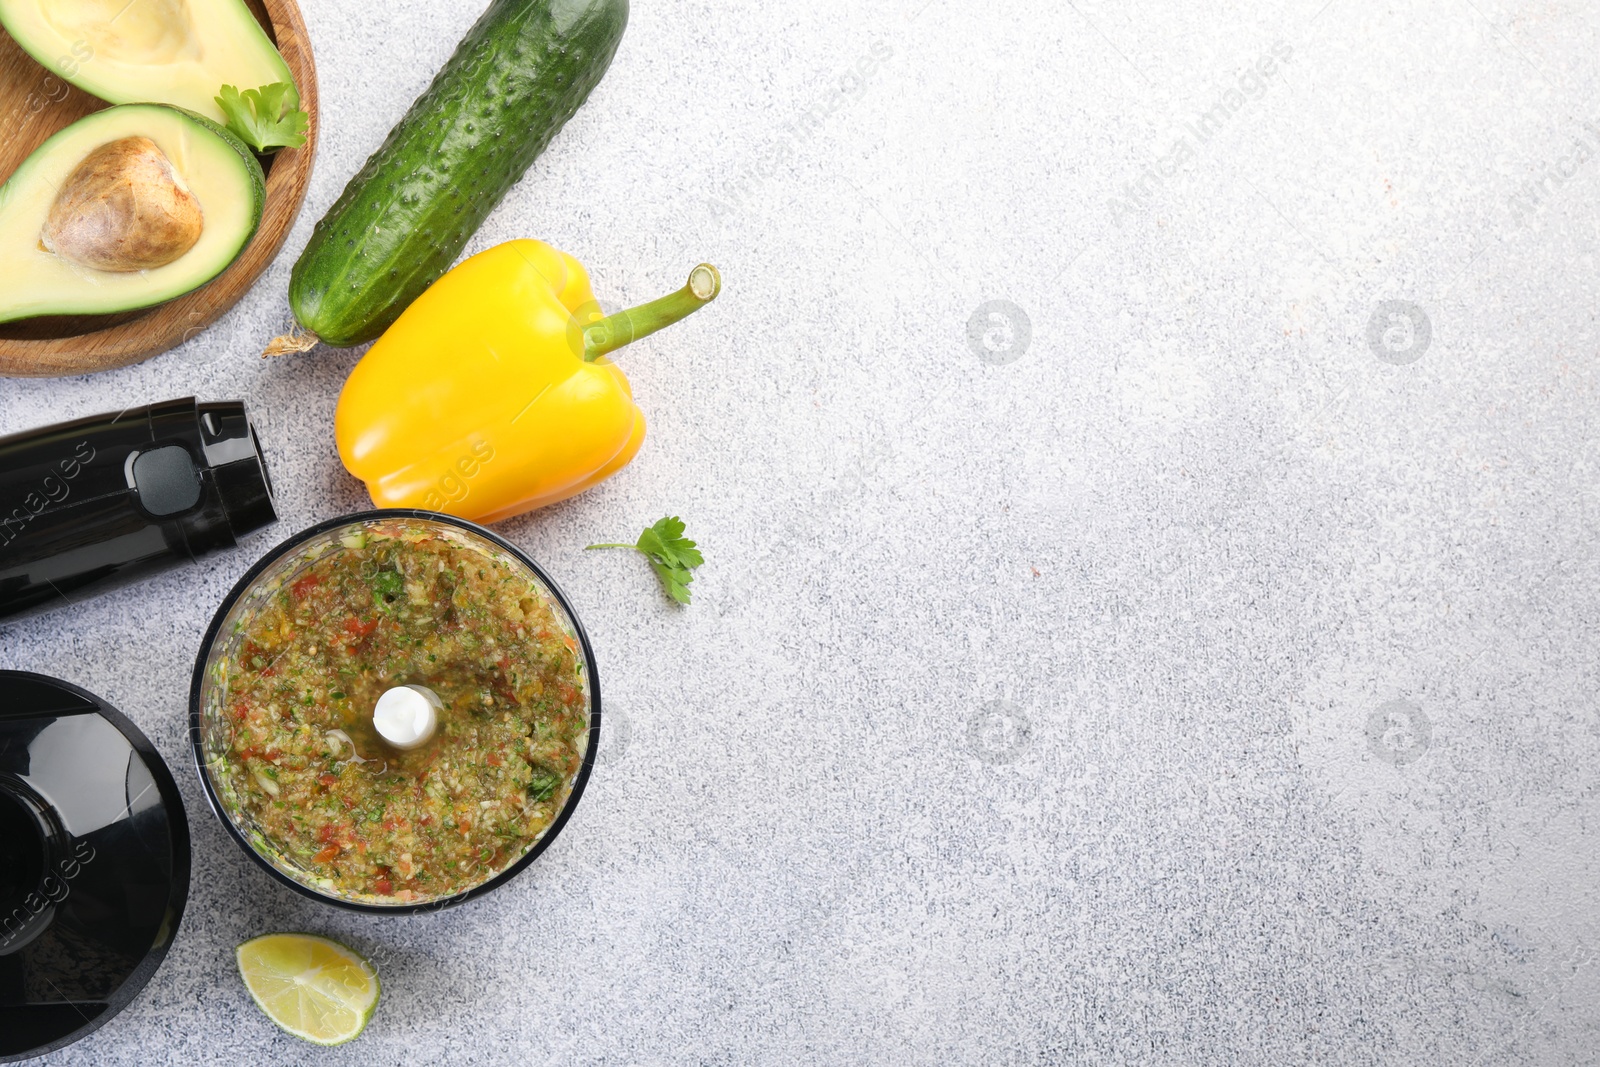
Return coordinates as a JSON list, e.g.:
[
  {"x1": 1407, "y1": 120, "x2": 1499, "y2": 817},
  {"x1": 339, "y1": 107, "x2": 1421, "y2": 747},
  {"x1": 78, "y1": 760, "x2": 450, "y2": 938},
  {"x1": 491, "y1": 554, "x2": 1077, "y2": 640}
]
[{"x1": 6, "y1": 0, "x2": 1600, "y2": 1063}]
